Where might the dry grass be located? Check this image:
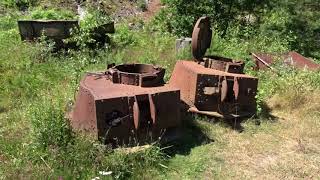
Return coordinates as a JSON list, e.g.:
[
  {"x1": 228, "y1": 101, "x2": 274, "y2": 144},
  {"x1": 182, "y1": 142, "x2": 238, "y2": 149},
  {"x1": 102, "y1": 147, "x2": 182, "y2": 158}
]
[
  {"x1": 210, "y1": 90, "x2": 320, "y2": 179},
  {"x1": 160, "y1": 89, "x2": 320, "y2": 179}
]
